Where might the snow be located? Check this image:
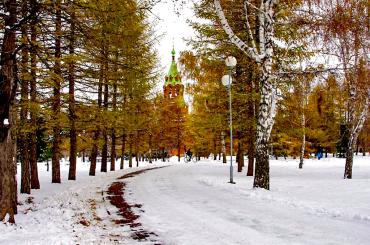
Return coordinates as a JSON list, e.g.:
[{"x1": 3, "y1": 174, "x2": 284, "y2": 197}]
[
  {"x1": 126, "y1": 156, "x2": 370, "y2": 245},
  {"x1": 1, "y1": 155, "x2": 370, "y2": 244},
  {"x1": 1, "y1": 158, "x2": 166, "y2": 245}
]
